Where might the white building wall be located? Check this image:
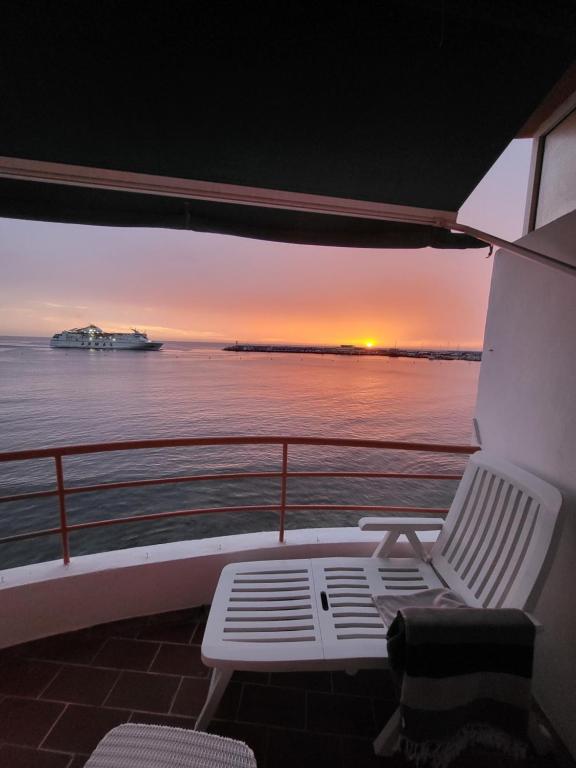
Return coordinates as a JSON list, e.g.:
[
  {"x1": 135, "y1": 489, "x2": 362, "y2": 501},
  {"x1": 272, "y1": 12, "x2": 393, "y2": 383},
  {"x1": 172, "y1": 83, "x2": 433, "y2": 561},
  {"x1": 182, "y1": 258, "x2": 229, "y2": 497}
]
[{"x1": 475, "y1": 208, "x2": 576, "y2": 756}]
